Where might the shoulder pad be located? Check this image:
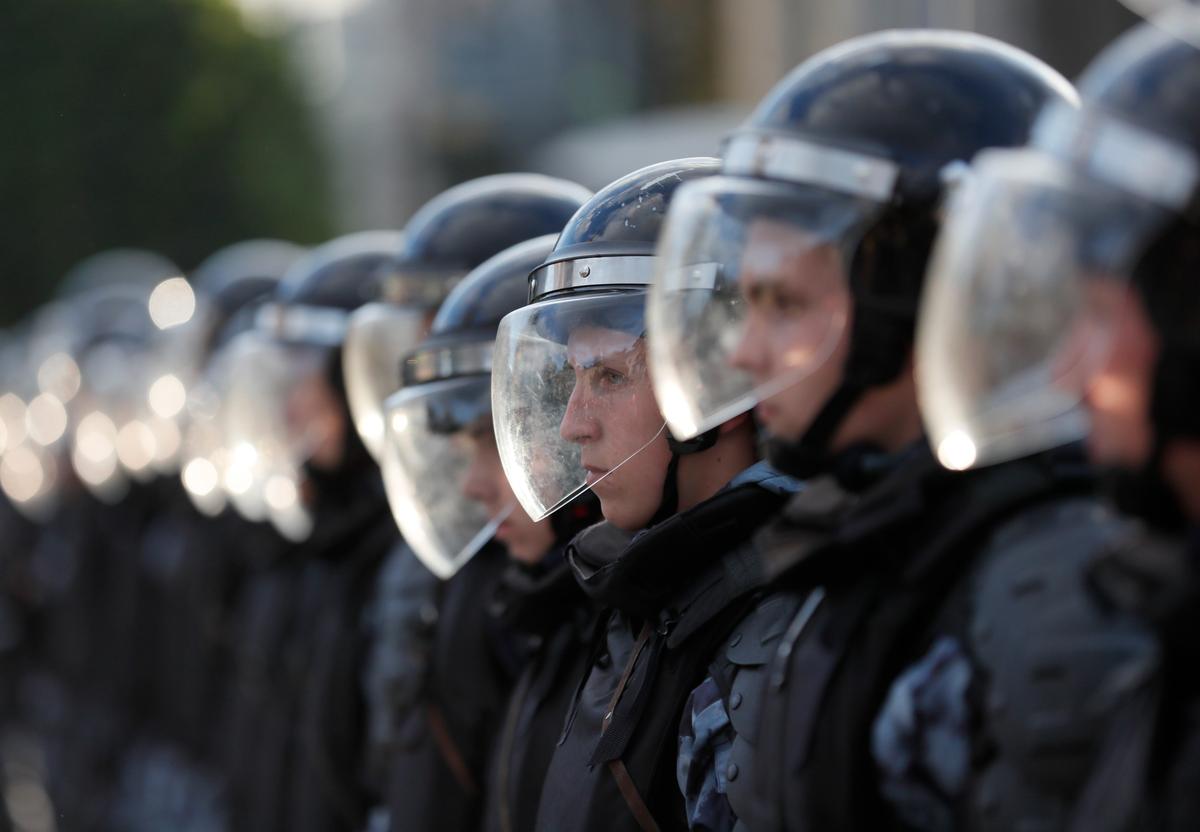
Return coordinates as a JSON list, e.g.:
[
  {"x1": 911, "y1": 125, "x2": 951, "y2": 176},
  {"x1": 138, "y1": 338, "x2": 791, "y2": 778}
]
[
  {"x1": 720, "y1": 593, "x2": 805, "y2": 746},
  {"x1": 725, "y1": 593, "x2": 802, "y2": 667},
  {"x1": 970, "y1": 497, "x2": 1159, "y2": 794},
  {"x1": 1089, "y1": 524, "x2": 1196, "y2": 634},
  {"x1": 723, "y1": 594, "x2": 807, "y2": 825}
]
